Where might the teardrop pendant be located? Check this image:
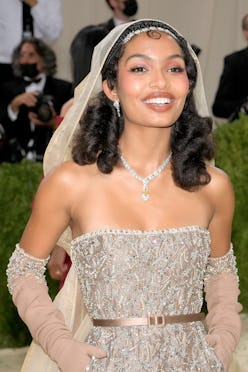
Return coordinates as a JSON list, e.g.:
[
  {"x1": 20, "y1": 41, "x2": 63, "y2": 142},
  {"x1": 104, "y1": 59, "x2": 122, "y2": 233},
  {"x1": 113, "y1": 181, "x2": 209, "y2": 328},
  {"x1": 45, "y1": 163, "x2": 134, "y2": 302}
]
[{"x1": 142, "y1": 182, "x2": 149, "y2": 201}]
